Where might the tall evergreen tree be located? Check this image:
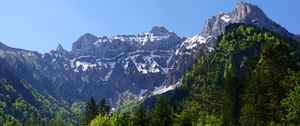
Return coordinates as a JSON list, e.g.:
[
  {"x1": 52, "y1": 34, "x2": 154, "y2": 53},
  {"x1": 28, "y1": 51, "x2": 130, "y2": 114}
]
[
  {"x1": 150, "y1": 97, "x2": 173, "y2": 126},
  {"x1": 98, "y1": 98, "x2": 110, "y2": 116},
  {"x1": 129, "y1": 105, "x2": 149, "y2": 126},
  {"x1": 83, "y1": 97, "x2": 98, "y2": 125}
]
